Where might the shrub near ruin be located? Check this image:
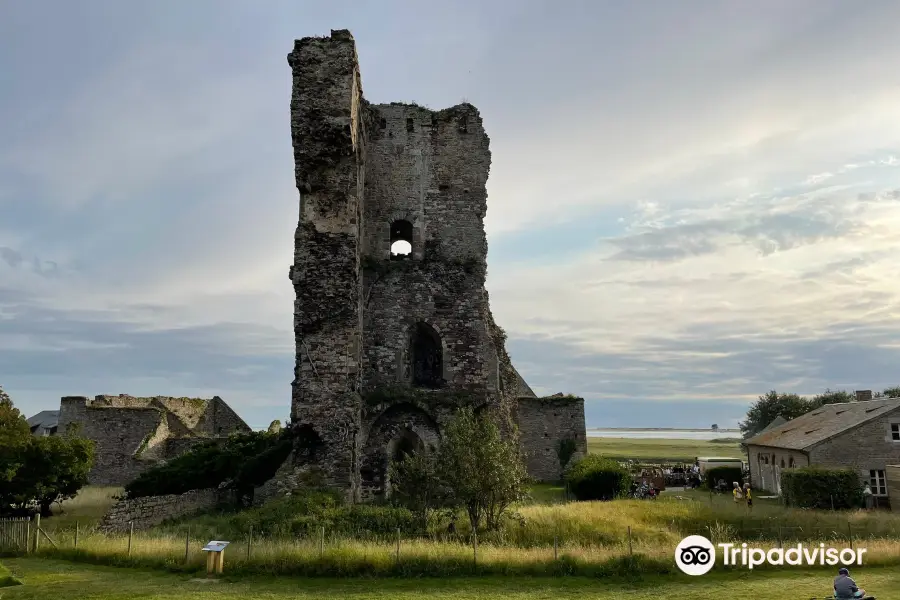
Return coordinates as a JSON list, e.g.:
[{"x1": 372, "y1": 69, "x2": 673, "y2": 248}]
[
  {"x1": 124, "y1": 430, "x2": 289, "y2": 500},
  {"x1": 564, "y1": 455, "x2": 631, "y2": 501}
]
